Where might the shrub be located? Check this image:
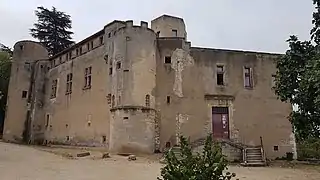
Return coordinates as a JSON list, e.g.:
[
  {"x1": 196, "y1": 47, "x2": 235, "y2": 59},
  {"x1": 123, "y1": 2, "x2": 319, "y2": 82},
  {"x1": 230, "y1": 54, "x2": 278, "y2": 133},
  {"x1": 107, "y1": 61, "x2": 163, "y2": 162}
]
[
  {"x1": 157, "y1": 135, "x2": 237, "y2": 180},
  {"x1": 297, "y1": 138, "x2": 320, "y2": 160}
]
